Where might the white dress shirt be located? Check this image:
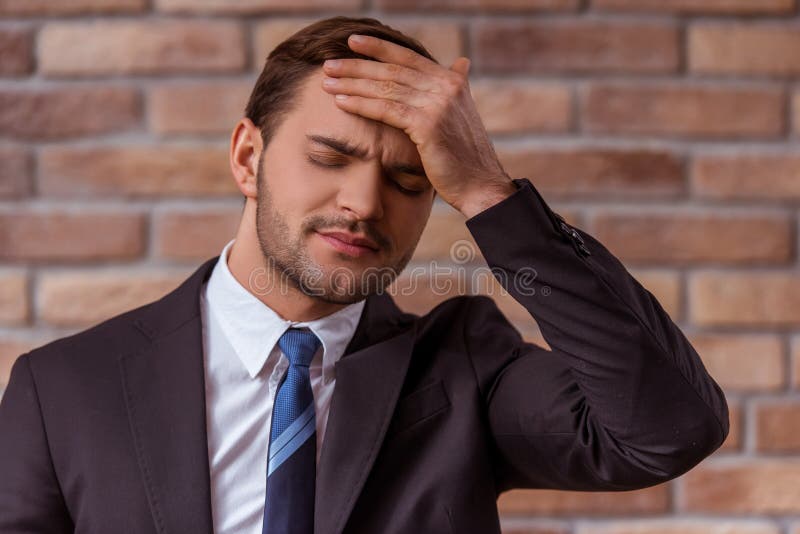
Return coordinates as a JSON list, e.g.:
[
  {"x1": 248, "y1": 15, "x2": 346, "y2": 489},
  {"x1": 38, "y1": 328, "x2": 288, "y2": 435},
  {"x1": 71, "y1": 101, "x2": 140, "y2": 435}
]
[{"x1": 200, "y1": 238, "x2": 365, "y2": 534}]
